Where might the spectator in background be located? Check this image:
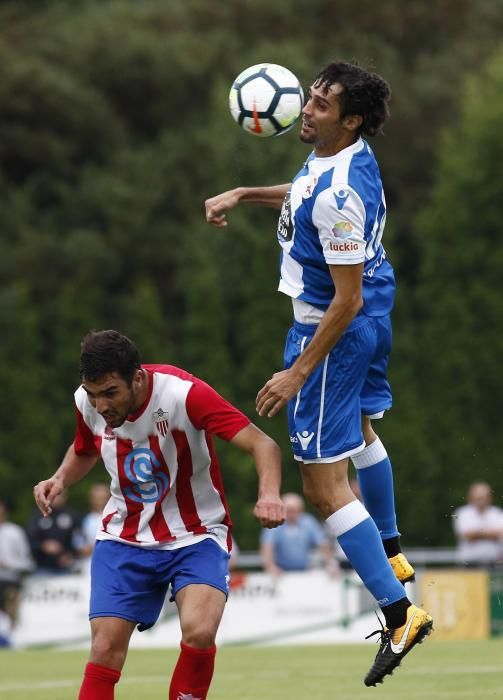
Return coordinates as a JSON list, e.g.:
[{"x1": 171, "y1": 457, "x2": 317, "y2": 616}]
[
  {"x1": 0, "y1": 500, "x2": 34, "y2": 645},
  {"x1": 454, "y1": 481, "x2": 503, "y2": 567},
  {"x1": 27, "y1": 490, "x2": 82, "y2": 574},
  {"x1": 260, "y1": 492, "x2": 338, "y2": 576},
  {"x1": 80, "y1": 483, "x2": 111, "y2": 558}
]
